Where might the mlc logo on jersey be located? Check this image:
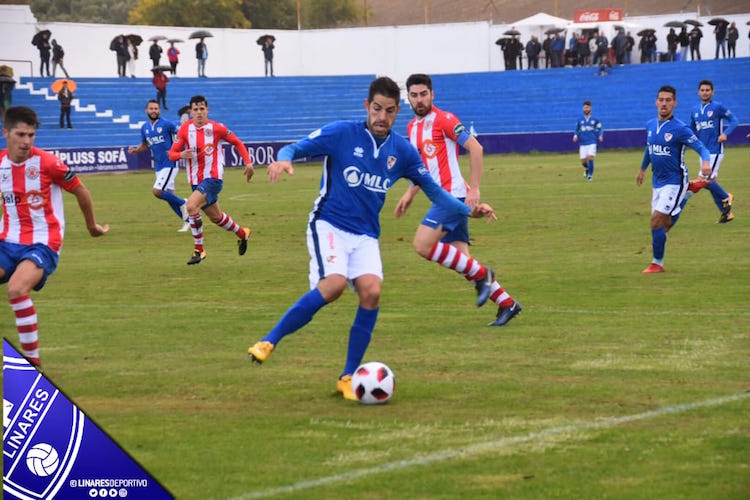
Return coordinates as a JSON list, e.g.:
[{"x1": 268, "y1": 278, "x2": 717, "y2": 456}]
[
  {"x1": 342, "y1": 166, "x2": 391, "y2": 193},
  {"x1": 3, "y1": 339, "x2": 174, "y2": 499}
]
